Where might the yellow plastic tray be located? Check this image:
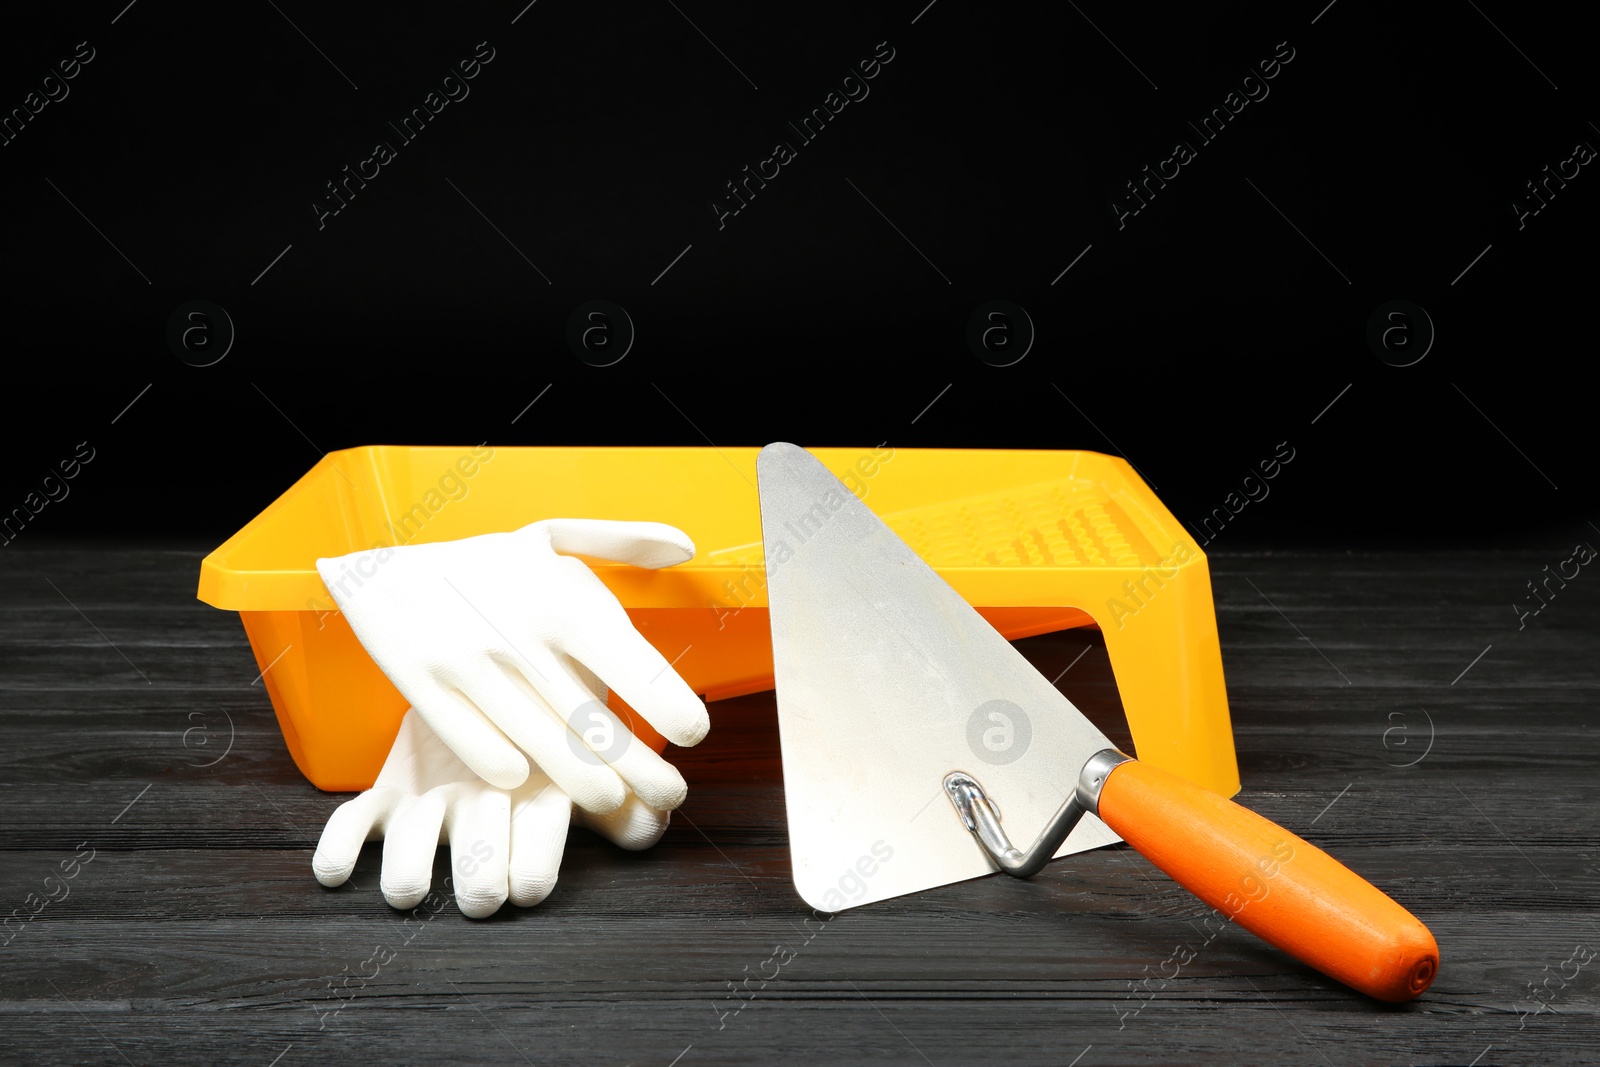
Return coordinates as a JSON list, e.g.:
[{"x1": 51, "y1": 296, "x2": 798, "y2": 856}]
[{"x1": 197, "y1": 445, "x2": 1237, "y2": 795}]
